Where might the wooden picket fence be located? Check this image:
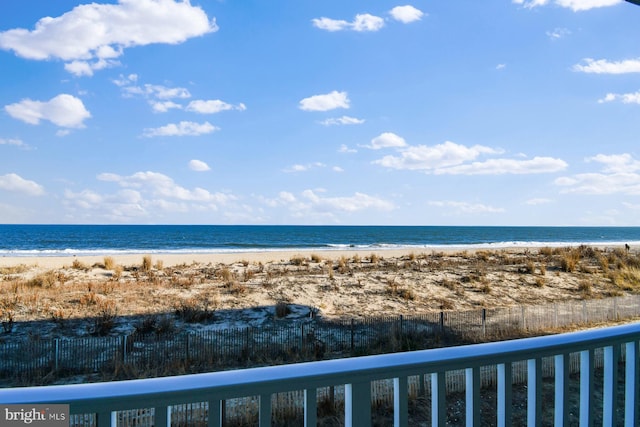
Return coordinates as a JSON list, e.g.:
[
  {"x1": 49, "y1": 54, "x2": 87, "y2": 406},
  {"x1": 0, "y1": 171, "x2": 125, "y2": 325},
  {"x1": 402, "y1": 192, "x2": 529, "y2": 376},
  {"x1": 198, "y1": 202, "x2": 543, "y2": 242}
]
[{"x1": 1, "y1": 294, "x2": 639, "y2": 387}]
